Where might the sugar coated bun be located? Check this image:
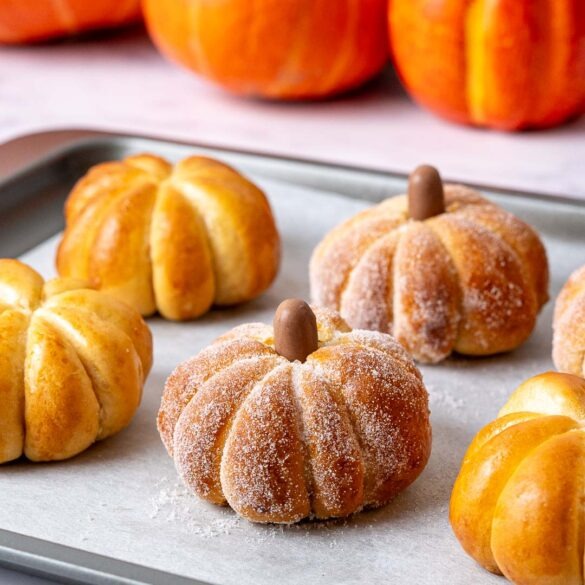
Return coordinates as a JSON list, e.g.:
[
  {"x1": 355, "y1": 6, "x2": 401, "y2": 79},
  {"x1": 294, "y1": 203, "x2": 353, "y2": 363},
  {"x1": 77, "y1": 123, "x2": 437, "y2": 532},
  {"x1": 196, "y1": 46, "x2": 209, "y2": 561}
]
[{"x1": 159, "y1": 302, "x2": 431, "y2": 524}]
